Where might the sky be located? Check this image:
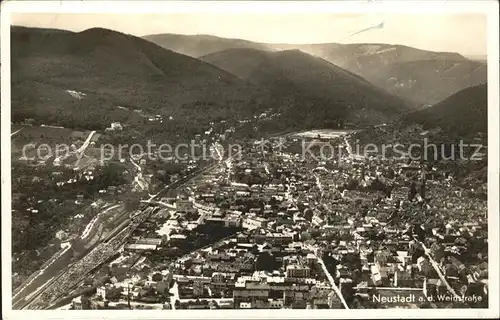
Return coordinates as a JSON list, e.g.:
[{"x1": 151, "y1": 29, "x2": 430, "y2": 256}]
[{"x1": 11, "y1": 13, "x2": 487, "y2": 56}]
